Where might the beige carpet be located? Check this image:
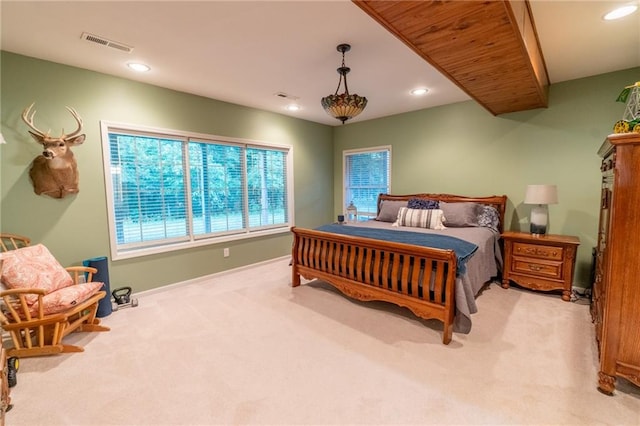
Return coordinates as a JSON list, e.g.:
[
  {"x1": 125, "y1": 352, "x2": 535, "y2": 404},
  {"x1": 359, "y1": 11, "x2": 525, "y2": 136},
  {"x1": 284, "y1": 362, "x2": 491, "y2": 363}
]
[{"x1": 5, "y1": 257, "x2": 640, "y2": 425}]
